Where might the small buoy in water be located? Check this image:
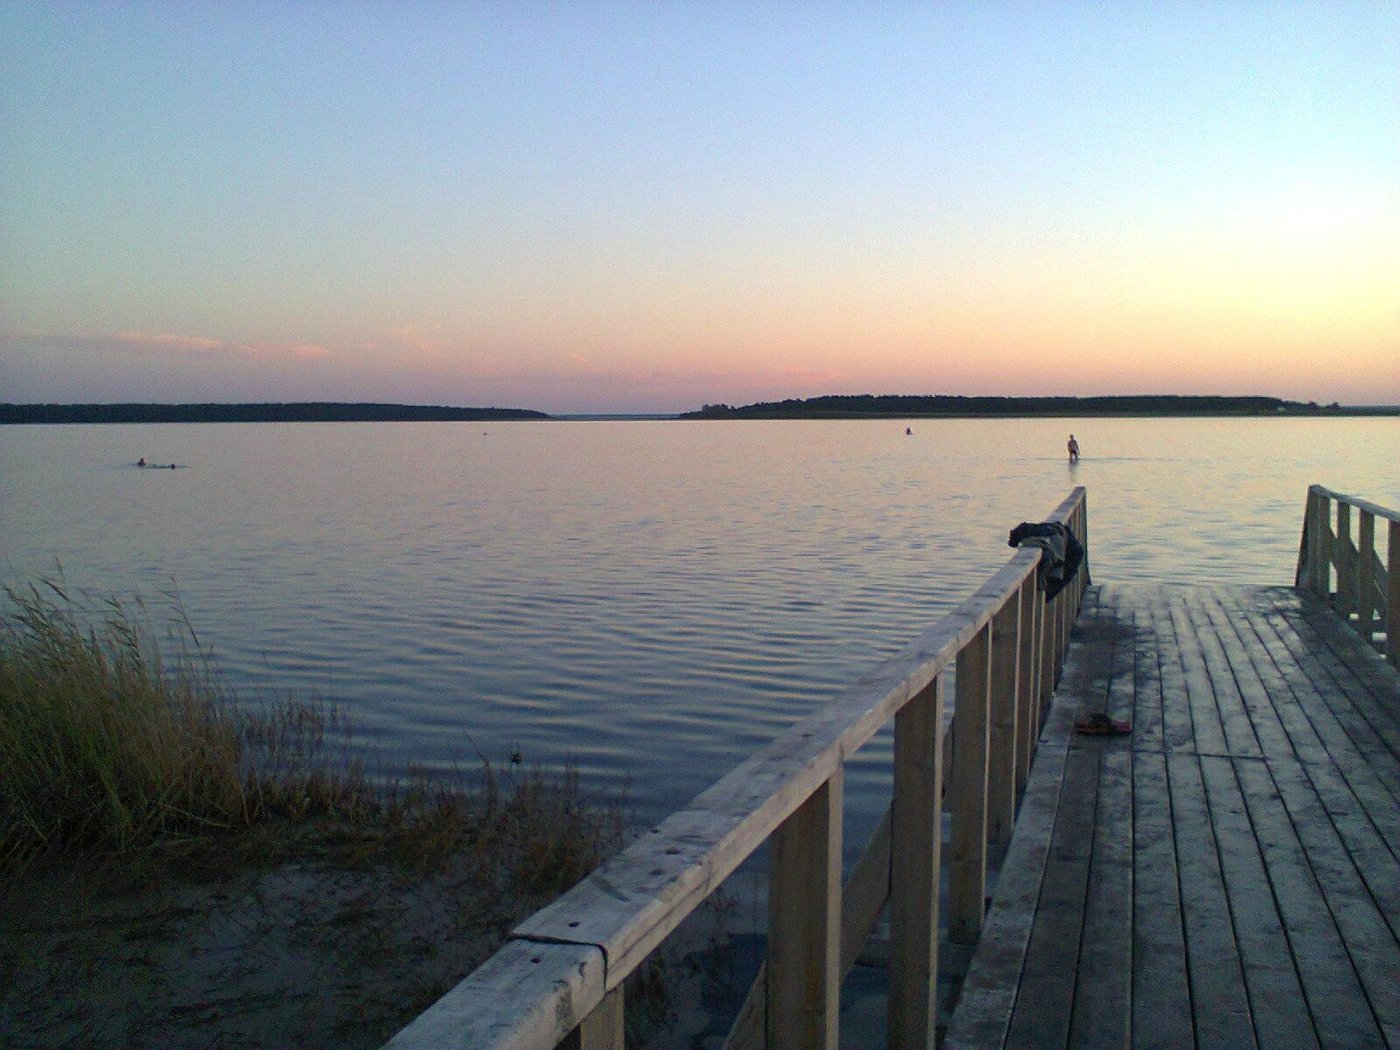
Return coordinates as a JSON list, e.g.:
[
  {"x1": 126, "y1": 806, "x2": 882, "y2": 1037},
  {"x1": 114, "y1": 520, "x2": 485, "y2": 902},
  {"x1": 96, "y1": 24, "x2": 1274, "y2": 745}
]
[
  {"x1": 510, "y1": 748, "x2": 523, "y2": 765},
  {"x1": 905, "y1": 427, "x2": 912, "y2": 436}
]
